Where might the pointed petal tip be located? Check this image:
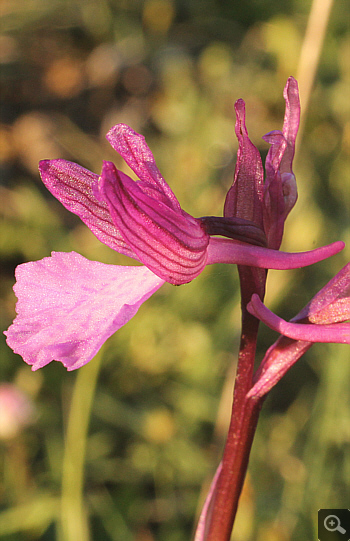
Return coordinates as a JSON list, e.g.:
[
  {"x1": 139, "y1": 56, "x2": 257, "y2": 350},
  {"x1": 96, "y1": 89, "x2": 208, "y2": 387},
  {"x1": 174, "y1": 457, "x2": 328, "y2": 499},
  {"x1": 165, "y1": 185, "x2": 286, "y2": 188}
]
[
  {"x1": 101, "y1": 159, "x2": 115, "y2": 176},
  {"x1": 234, "y1": 98, "x2": 246, "y2": 118},
  {"x1": 38, "y1": 159, "x2": 49, "y2": 172},
  {"x1": 333, "y1": 241, "x2": 346, "y2": 252},
  {"x1": 38, "y1": 159, "x2": 67, "y2": 176},
  {"x1": 106, "y1": 123, "x2": 135, "y2": 143},
  {"x1": 234, "y1": 97, "x2": 245, "y2": 107},
  {"x1": 106, "y1": 122, "x2": 133, "y2": 134},
  {"x1": 38, "y1": 159, "x2": 63, "y2": 181},
  {"x1": 106, "y1": 123, "x2": 146, "y2": 151},
  {"x1": 285, "y1": 76, "x2": 299, "y2": 93}
]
